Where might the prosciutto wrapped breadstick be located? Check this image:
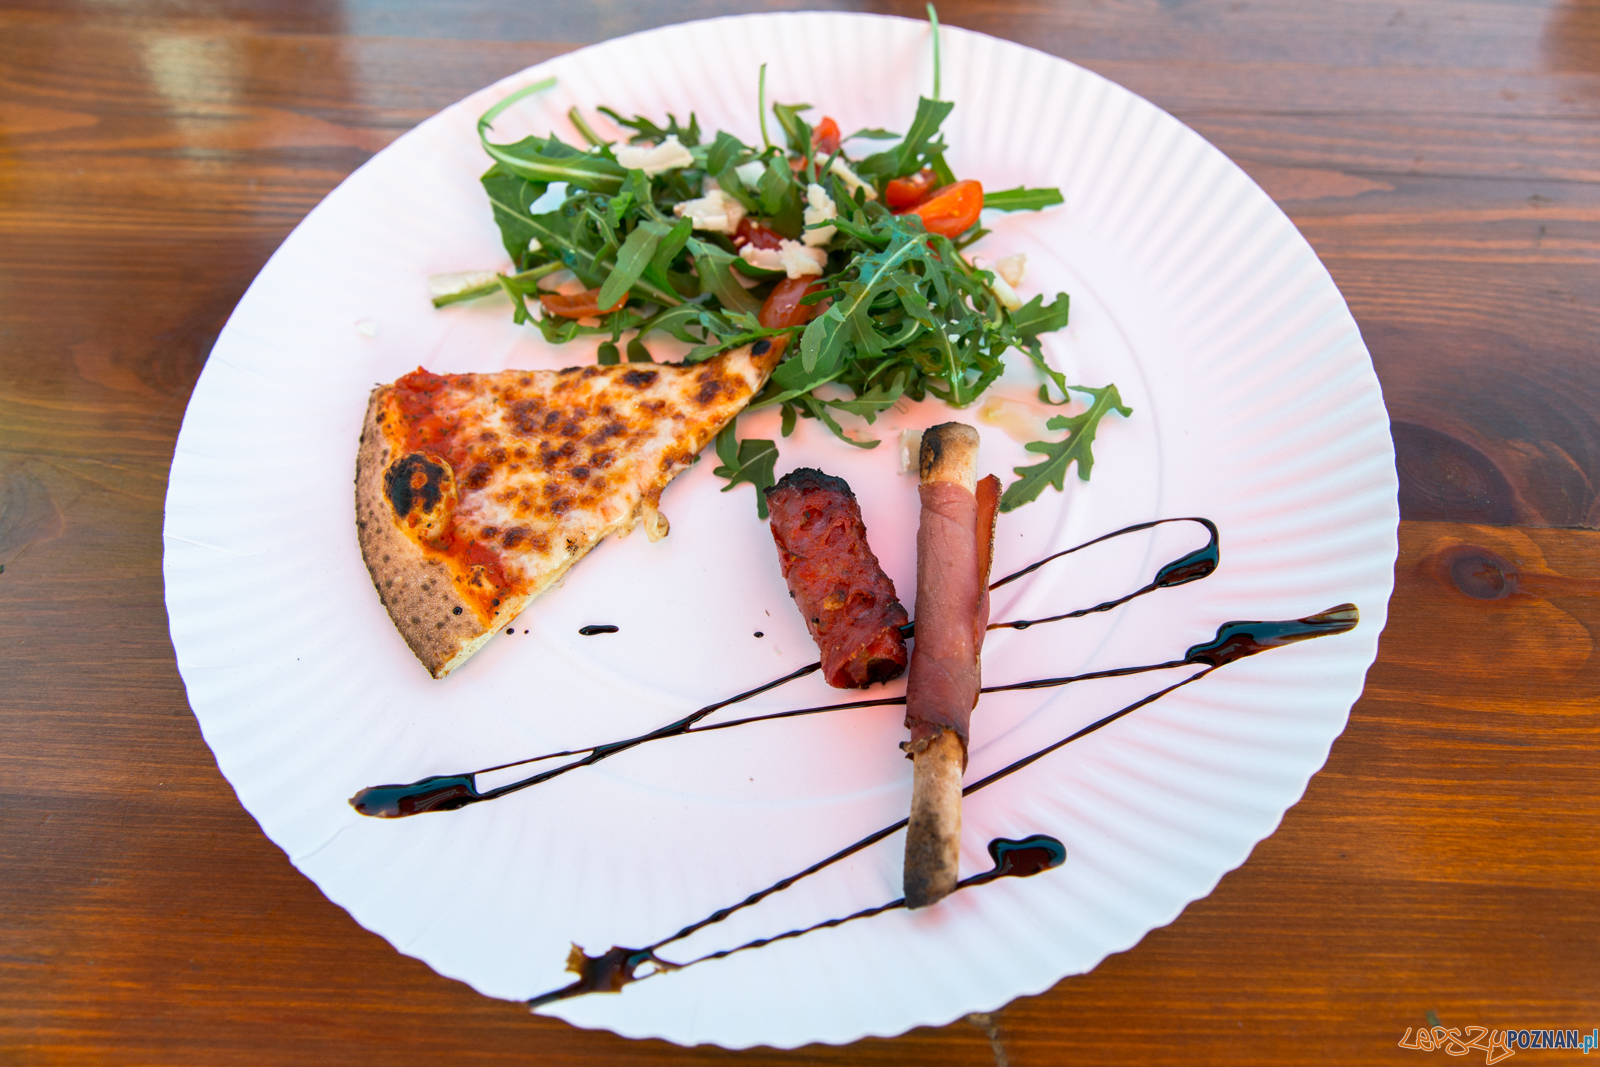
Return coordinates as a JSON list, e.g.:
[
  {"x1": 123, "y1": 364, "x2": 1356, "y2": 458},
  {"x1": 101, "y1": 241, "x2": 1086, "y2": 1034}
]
[
  {"x1": 903, "y1": 423, "x2": 1000, "y2": 908},
  {"x1": 766, "y1": 468, "x2": 909, "y2": 689}
]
